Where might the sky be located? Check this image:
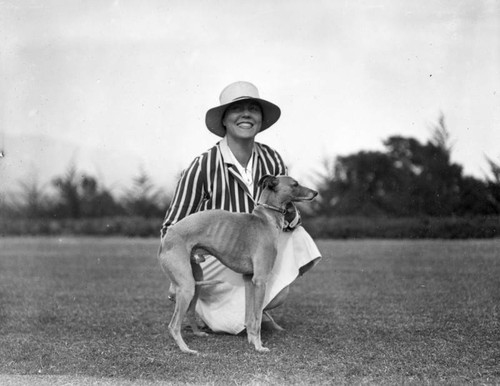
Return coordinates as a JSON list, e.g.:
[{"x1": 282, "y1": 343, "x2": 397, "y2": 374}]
[{"x1": 1, "y1": 0, "x2": 499, "y2": 196}]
